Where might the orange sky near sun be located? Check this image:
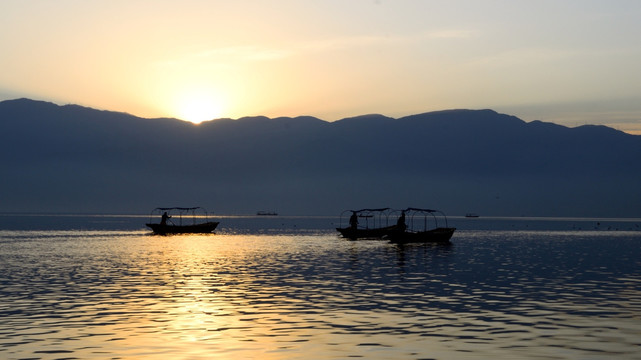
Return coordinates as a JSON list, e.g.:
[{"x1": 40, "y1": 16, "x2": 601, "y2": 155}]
[{"x1": 1, "y1": 1, "x2": 641, "y2": 133}]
